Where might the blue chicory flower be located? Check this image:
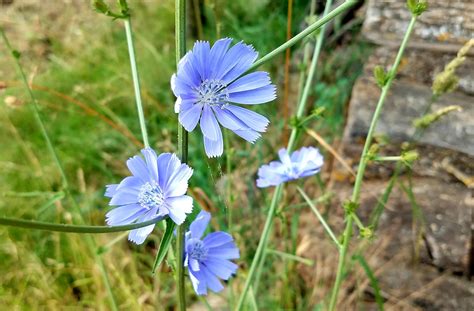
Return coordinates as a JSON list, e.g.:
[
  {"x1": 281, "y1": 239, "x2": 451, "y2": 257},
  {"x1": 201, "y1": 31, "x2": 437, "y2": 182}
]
[
  {"x1": 256, "y1": 146, "x2": 324, "y2": 188},
  {"x1": 105, "y1": 148, "x2": 193, "y2": 244},
  {"x1": 184, "y1": 210, "x2": 240, "y2": 295},
  {"x1": 171, "y1": 38, "x2": 277, "y2": 158}
]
